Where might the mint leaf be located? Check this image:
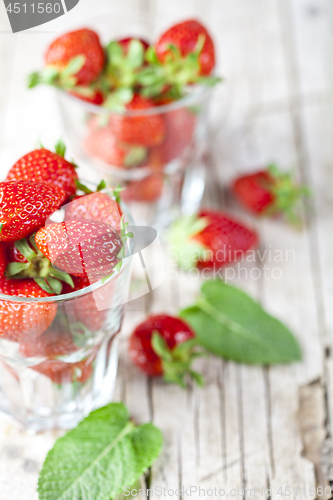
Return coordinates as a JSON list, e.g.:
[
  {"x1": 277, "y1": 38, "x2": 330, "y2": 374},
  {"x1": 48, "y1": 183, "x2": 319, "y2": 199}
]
[
  {"x1": 38, "y1": 403, "x2": 163, "y2": 500},
  {"x1": 180, "y1": 280, "x2": 301, "y2": 365}
]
